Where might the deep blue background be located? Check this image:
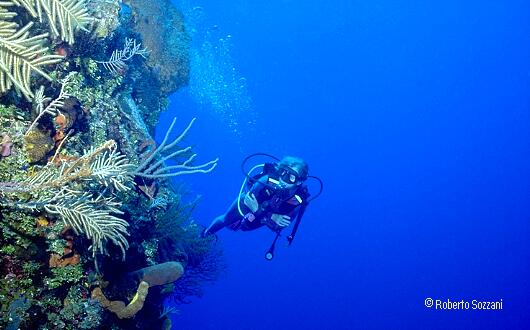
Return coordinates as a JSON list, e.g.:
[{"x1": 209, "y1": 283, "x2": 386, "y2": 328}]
[{"x1": 156, "y1": 1, "x2": 530, "y2": 329}]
